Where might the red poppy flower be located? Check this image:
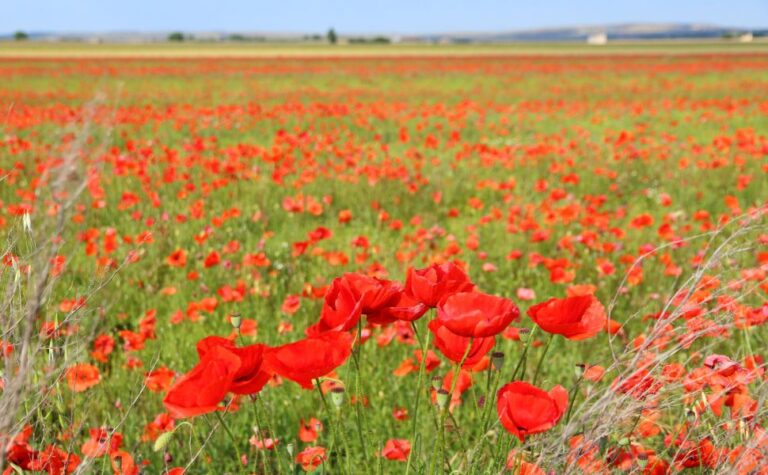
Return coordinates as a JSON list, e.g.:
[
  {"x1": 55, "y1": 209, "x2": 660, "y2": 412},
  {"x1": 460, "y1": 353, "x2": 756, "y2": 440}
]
[
  {"x1": 29, "y1": 445, "x2": 81, "y2": 475},
  {"x1": 612, "y1": 369, "x2": 661, "y2": 400},
  {"x1": 264, "y1": 331, "x2": 353, "y2": 389},
  {"x1": 506, "y1": 451, "x2": 546, "y2": 475},
  {"x1": 405, "y1": 261, "x2": 475, "y2": 308},
  {"x1": 381, "y1": 439, "x2": 411, "y2": 462},
  {"x1": 428, "y1": 319, "x2": 495, "y2": 367},
  {"x1": 298, "y1": 417, "x2": 323, "y2": 442},
  {"x1": 163, "y1": 345, "x2": 241, "y2": 418},
  {"x1": 438, "y1": 369, "x2": 474, "y2": 410},
  {"x1": 342, "y1": 273, "x2": 402, "y2": 314},
  {"x1": 437, "y1": 291, "x2": 520, "y2": 338},
  {"x1": 496, "y1": 381, "x2": 568, "y2": 442},
  {"x1": 5, "y1": 427, "x2": 37, "y2": 471},
  {"x1": 203, "y1": 250, "x2": 220, "y2": 268},
  {"x1": 295, "y1": 446, "x2": 327, "y2": 472},
  {"x1": 281, "y1": 295, "x2": 301, "y2": 314},
  {"x1": 110, "y1": 450, "x2": 139, "y2": 475},
  {"x1": 166, "y1": 249, "x2": 187, "y2": 267},
  {"x1": 250, "y1": 433, "x2": 279, "y2": 450},
  {"x1": 66, "y1": 363, "x2": 101, "y2": 392},
  {"x1": 307, "y1": 278, "x2": 364, "y2": 335},
  {"x1": 81, "y1": 428, "x2": 123, "y2": 458},
  {"x1": 195, "y1": 337, "x2": 271, "y2": 395},
  {"x1": 527, "y1": 295, "x2": 607, "y2": 341},
  {"x1": 144, "y1": 367, "x2": 176, "y2": 393},
  {"x1": 368, "y1": 291, "x2": 429, "y2": 325}
]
